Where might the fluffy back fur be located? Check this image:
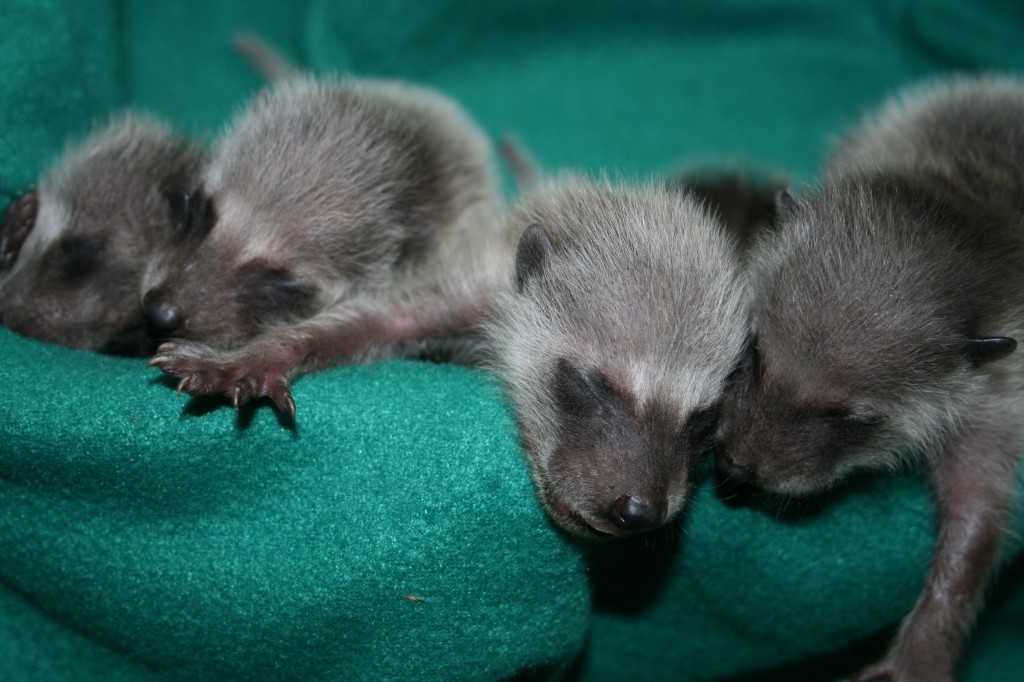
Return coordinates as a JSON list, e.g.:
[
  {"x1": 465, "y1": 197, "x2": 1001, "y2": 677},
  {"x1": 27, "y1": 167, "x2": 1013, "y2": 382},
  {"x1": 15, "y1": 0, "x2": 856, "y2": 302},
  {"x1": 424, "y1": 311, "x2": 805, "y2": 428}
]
[{"x1": 143, "y1": 75, "x2": 501, "y2": 348}]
